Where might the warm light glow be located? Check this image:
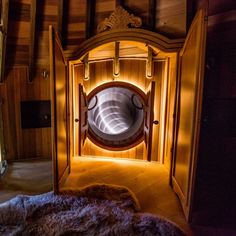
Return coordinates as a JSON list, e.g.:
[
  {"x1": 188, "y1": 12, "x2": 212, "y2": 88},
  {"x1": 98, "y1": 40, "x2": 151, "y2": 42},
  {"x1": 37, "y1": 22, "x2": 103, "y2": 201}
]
[
  {"x1": 83, "y1": 138, "x2": 145, "y2": 159},
  {"x1": 159, "y1": 60, "x2": 169, "y2": 164},
  {"x1": 73, "y1": 154, "x2": 157, "y2": 165}
]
